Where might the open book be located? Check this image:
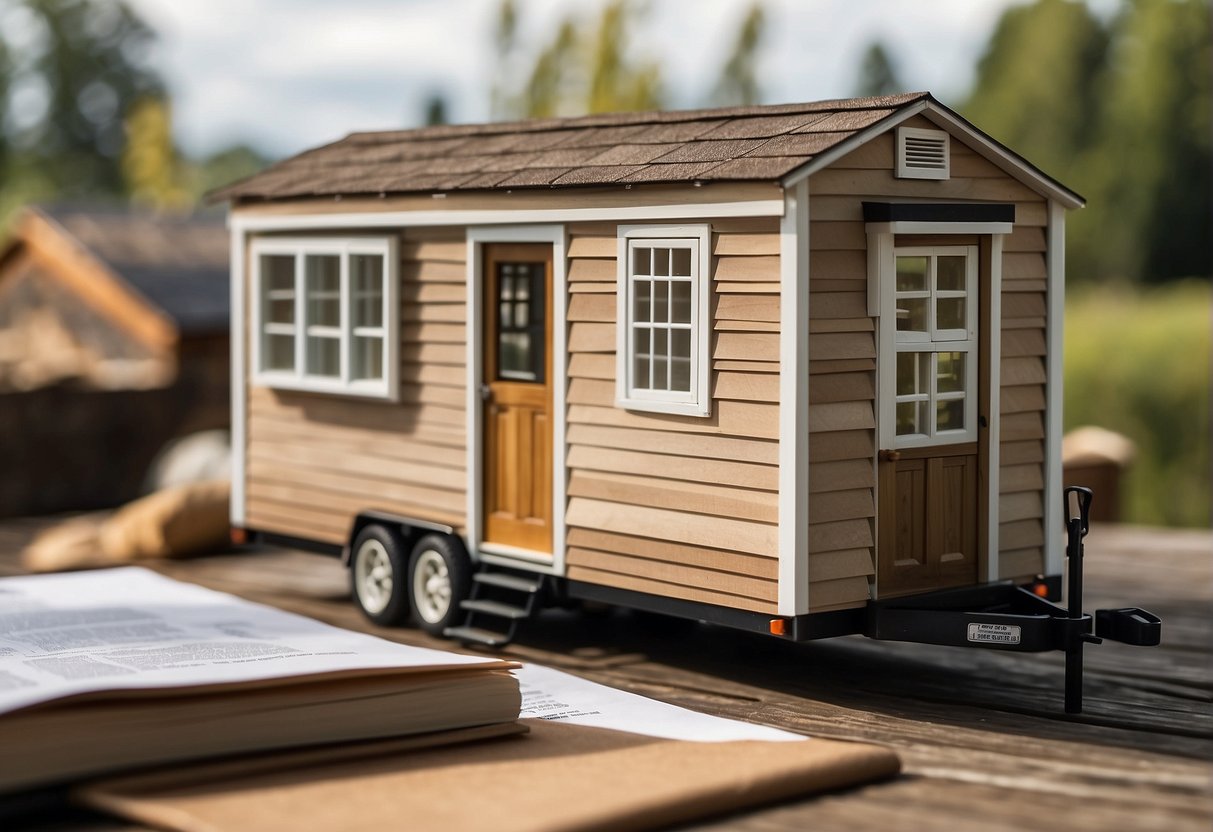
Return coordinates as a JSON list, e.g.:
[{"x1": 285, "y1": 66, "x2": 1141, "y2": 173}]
[{"x1": 0, "y1": 567, "x2": 520, "y2": 794}]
